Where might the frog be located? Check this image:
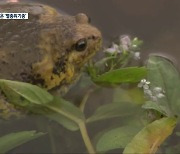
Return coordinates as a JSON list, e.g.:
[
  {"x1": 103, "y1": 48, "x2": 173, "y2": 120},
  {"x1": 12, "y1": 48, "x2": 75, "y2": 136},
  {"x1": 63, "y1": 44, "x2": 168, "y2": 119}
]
[{"x1": 0, "y1": 2, "x2": 102, "y2": 119}]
